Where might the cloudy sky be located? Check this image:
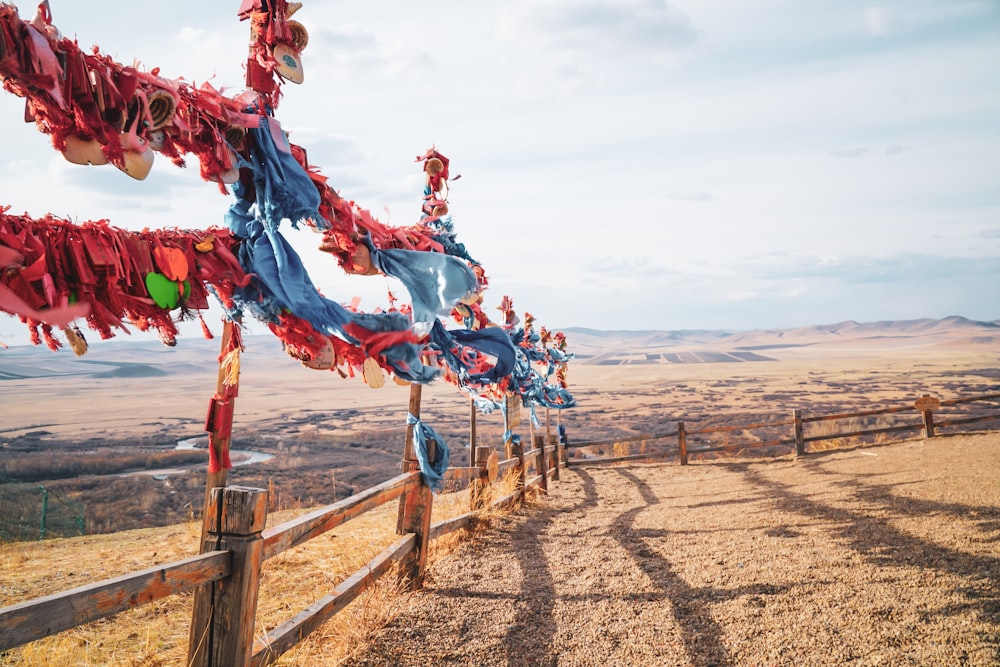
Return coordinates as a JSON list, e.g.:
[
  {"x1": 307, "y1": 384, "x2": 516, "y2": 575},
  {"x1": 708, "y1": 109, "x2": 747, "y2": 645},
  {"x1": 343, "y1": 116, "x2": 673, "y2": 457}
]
[{"x1": 1, "y1": 0, "x2": 998, "y2": 347}]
